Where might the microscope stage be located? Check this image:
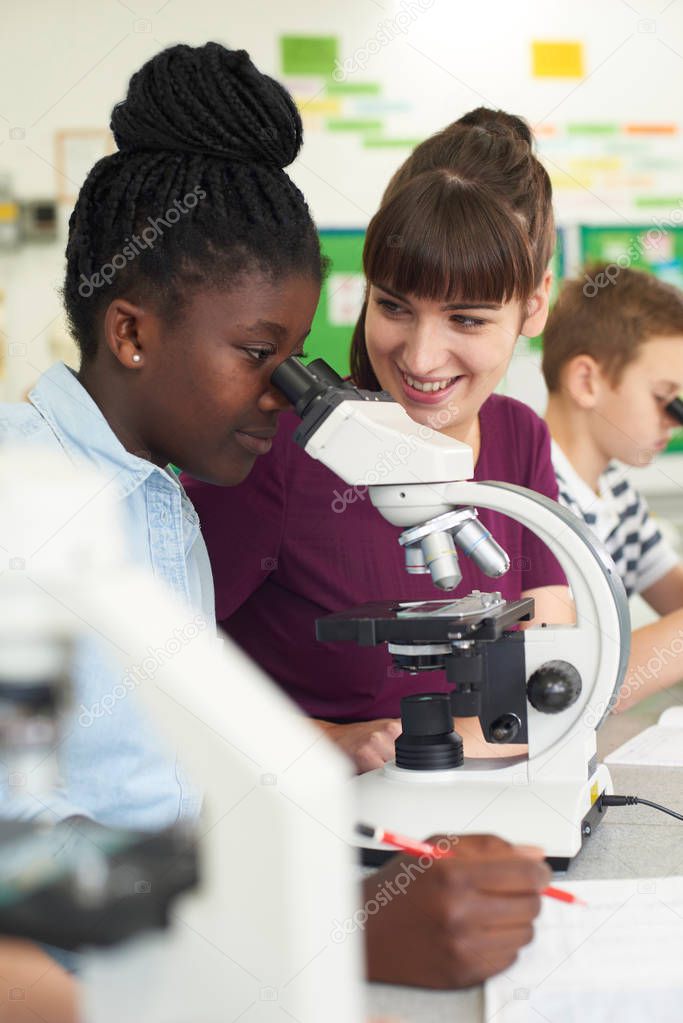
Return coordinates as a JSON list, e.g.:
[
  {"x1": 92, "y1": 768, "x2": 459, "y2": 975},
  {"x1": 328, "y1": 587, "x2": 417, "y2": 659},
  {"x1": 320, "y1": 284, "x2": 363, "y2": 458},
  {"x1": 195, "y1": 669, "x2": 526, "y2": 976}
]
[{"x1": 316, "y1": 596, "x2": 534, "y2": 646}]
